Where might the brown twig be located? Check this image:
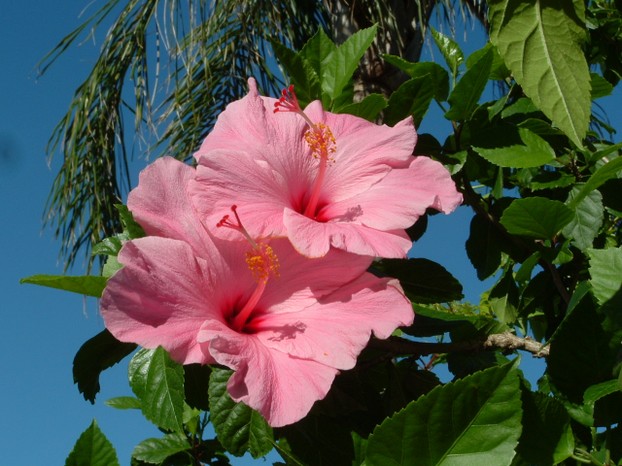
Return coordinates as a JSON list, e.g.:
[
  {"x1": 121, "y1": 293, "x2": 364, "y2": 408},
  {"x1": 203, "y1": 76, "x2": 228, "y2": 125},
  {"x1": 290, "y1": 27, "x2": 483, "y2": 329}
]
[{"x1": 370, "y1": 332, "x2": 550, "y2": 358}]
